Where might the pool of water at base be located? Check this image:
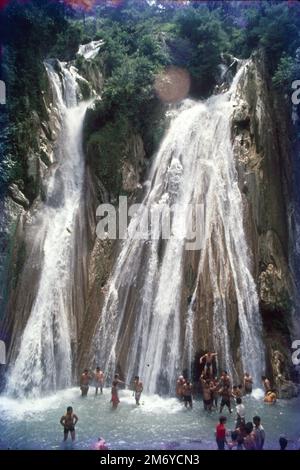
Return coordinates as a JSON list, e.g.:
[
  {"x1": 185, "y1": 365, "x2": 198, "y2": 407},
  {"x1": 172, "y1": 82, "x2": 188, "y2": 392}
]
[{"x1": 0, "y1": 388, "x2": 299, "y2": 450}]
